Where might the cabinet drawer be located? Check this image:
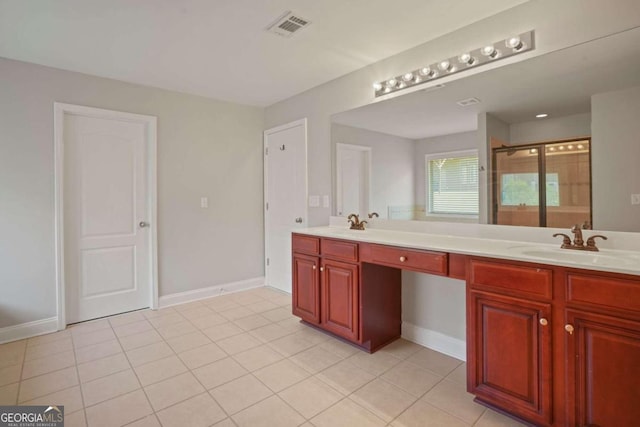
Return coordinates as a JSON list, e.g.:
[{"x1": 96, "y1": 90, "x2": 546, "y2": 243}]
[
  {"x1": 365, "y1": 244, "x2": 447, "y2": 275},
  {"x1": 292, "y1": 234, "x2": 320, "y2": 255},
  {"x1": 321, "y1": 239, "x2": 358, "y2": 262},
  {"x1": 566, "y1": 273, "x2": 640, "y2": 315},
  {"x1": 469, "y1": 259, "x2": 553, "y2": 300}
]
